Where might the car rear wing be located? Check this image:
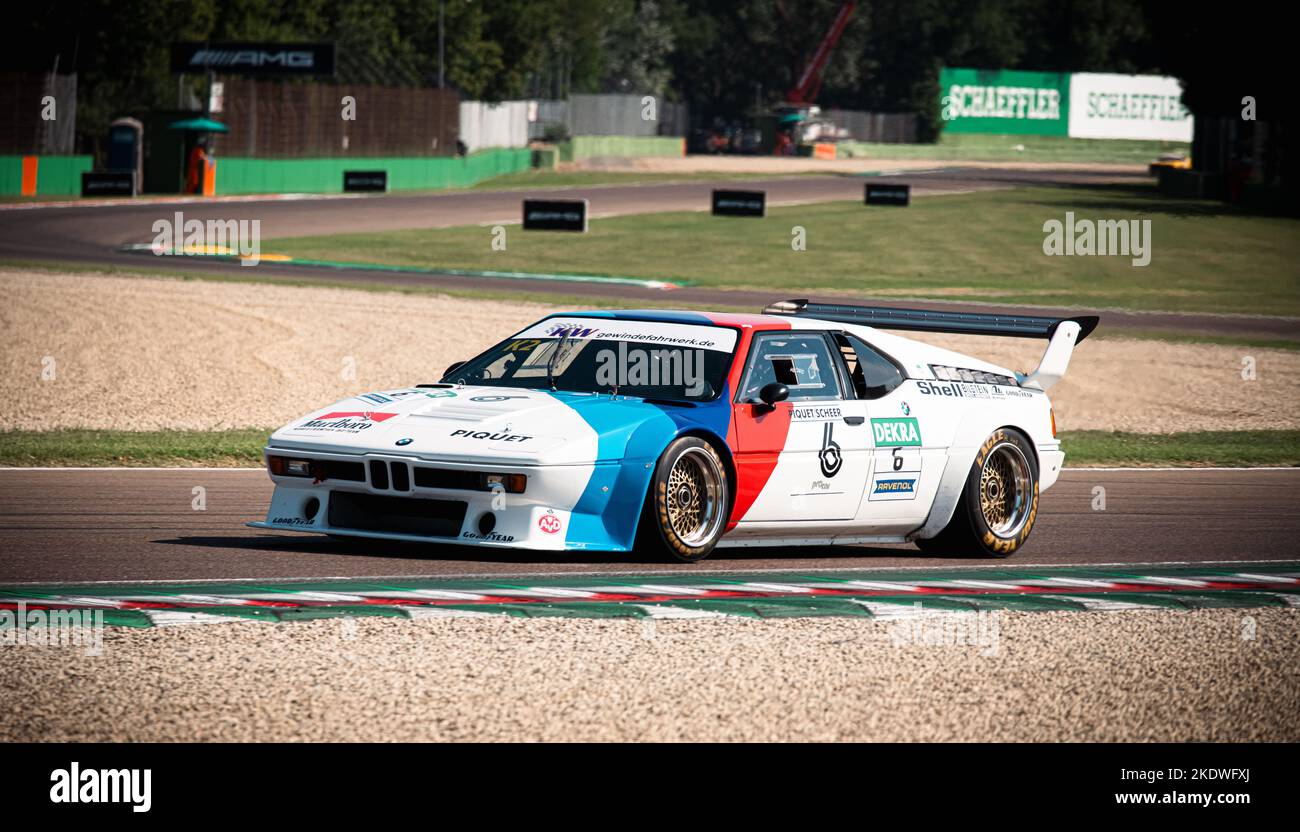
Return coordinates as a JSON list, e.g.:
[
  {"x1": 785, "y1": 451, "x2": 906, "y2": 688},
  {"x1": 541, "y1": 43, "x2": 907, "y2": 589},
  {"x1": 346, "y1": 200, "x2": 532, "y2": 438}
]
[{"x1": 762, "y1": 299, "x2": 1100, "y2": 392}]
